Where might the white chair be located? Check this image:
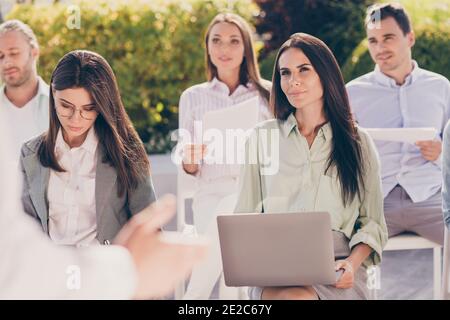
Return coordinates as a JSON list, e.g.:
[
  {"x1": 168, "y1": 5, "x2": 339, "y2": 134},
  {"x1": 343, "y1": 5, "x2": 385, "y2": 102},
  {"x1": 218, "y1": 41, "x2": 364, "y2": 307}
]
[
  {"x1": 174, "y1": 167, "x2": 198, "y2": 299},
  {"x1": 442, "y1": 227, "x2": 450, "y2": 300},
  {"x1": 383, "y1": 232, "x2": 442, "y2": 300}
]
